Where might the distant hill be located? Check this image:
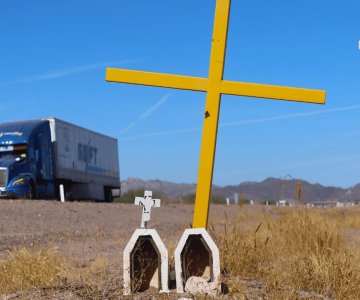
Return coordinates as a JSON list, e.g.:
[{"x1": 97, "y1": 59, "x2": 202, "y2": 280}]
[
  {"x1": 121, "y1": 177, "x2": 360, "y2": 203},
  {"x1": 343, "y1": 182, "x2": 360, "y2": 202},
  {"x1": 121, "y1": 178, "x2": 198, "y2": 199},
  {"x1": 212, "y1": 177, "x2": 347, "y2": 203}
]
